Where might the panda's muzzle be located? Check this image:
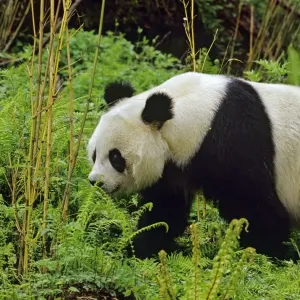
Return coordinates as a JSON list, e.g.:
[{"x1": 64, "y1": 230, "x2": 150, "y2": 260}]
[
  {"x1": 89, "y1": 180, "x2": 120, "y2": 194},
  {"x1": 110, "y1": 184, "x2": 121, "y2": 194},
  {"x1": 89, "y1": 179, "x2": 104, "y2": 189}
]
